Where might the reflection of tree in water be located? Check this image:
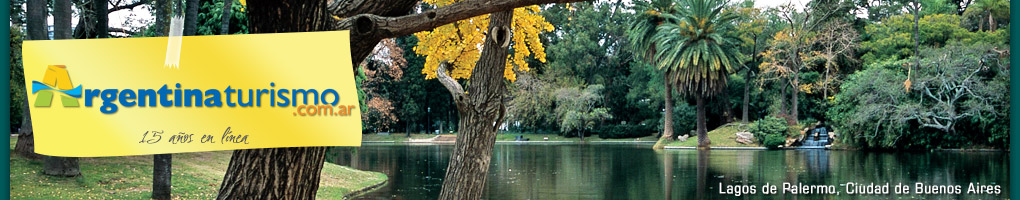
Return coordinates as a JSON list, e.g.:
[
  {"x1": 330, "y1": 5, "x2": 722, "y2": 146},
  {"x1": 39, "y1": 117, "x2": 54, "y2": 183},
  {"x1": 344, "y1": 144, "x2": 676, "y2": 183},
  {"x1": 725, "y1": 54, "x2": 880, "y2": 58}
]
[
  {"x1": 696, "y1": 150, "x2": 709, "y2": 200},
  {"x1": 802, "y1": 150, "x2": 830, "y2": 176}
]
